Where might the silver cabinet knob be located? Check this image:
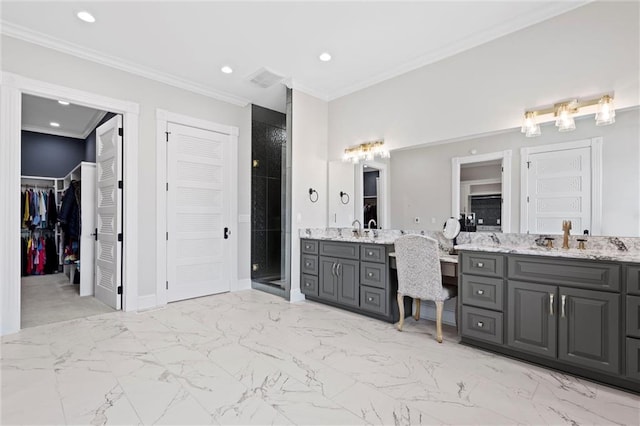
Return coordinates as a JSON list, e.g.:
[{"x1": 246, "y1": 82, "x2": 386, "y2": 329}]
[
  {"x1": 368, "y1": 297, "x2": 374, "y2": 302},
  {"x1": 305, "y1": 262, "x2": 311, "y2": 267},
  {"x1": 305, "y1": 282, "x2": 310, "y2": 287},
  {"x1": 368, "y1": 272, "x2": 373, "y2": 277},
  {"x1": 305, "y1": 245, "x2": 311, "y2": 249},
  {"x1": 477, "y1": 321, "x2": 484, "y2": 328},
  {"x1": 477, "y1": 289, "x2": 484, "y2": 295},
  {"x1": 368, "y1": 251, "x2": 373, "y2": 256},
  {"x1": 477, "y1": 262, "x2": 484, "y2": 268}
]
